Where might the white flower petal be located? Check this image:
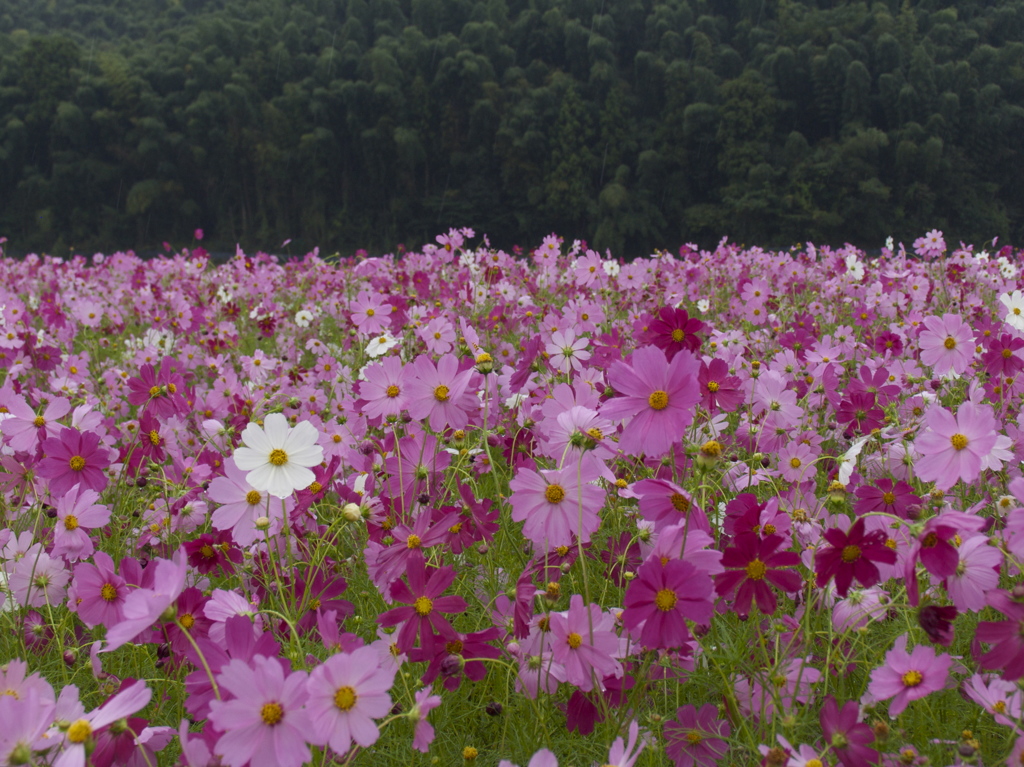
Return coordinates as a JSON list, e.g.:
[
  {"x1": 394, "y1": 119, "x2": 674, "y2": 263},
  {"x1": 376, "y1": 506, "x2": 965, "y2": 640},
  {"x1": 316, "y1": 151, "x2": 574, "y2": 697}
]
[{"x1": 232, "y1": 447, "x2": 268, "y2": 471}]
